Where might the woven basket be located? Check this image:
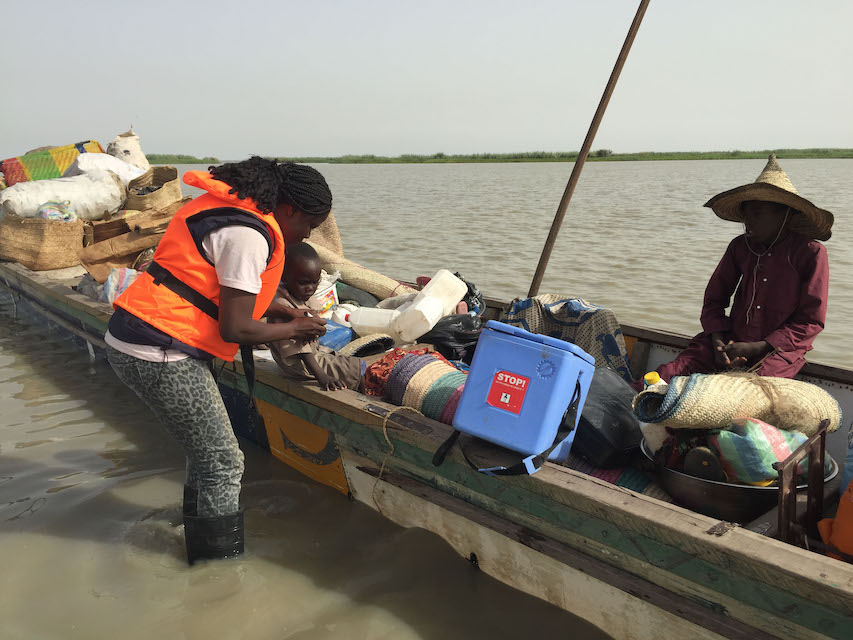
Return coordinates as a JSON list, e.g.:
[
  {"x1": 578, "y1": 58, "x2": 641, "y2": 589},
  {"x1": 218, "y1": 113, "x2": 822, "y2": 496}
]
[
  {"x1": 125, "y1": 166, "x2": 182, "y2": 212},
  {"x1": 0, "y1": 213, "x2": 84, "y2": 270}
]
